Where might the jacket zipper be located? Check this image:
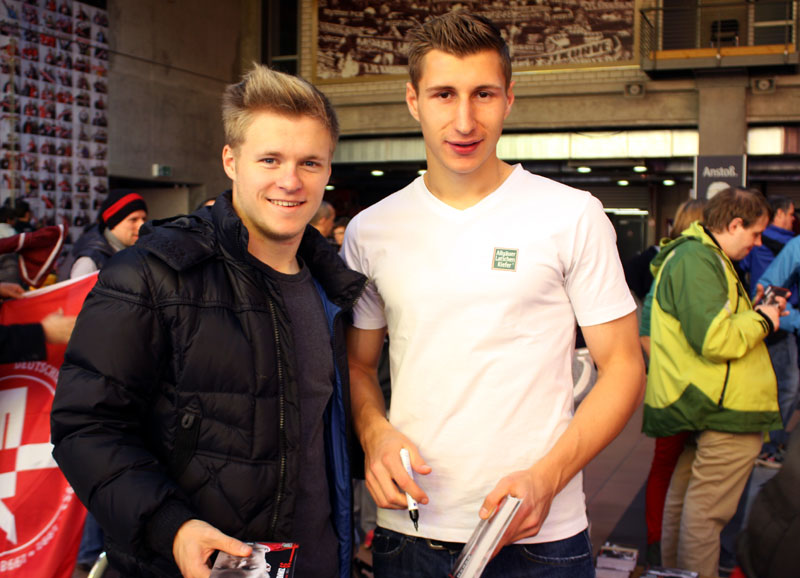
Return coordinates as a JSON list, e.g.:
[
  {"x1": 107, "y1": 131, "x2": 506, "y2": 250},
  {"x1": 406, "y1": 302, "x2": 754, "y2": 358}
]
[
  {"x1": 268, "y1": 298, "x2": 287, "y2": 536},
  {"x1": 718, "y1": 361, "x2": 731, "y2": 407},
  {"x1": 719, "y1": 272, "x2": 742, "y2": 407}
]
